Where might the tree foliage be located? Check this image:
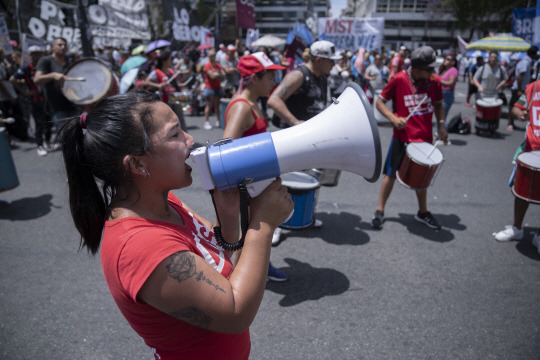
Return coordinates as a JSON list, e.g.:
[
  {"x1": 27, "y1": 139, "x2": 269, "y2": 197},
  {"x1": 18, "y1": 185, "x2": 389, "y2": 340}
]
[{"x1": 429, "y1": 0, "x2": 532, "y2": 36}]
